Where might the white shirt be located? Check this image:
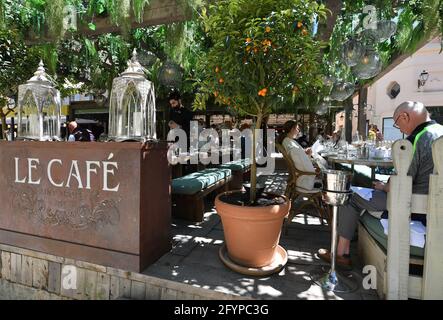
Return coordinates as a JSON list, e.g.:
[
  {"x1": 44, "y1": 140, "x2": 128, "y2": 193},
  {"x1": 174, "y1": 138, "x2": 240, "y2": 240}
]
[{"x1": 282, "y1": 137, "x2": 316, "y2": 191}]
